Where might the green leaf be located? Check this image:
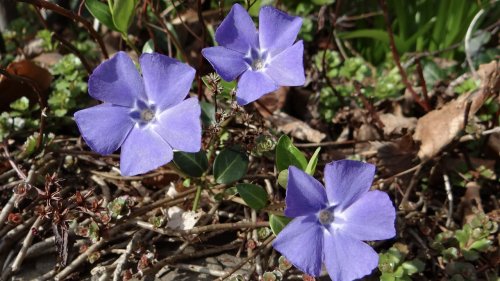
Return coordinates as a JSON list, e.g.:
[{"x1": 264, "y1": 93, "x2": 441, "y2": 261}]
[
  {"x1": 142, "y1": 39, "x2": 154, "y2": 54},
  {"x1": 469, "y1": 238, "x2": 491, "y2": 252},
  {"x1": 275, "y1": 135, "x2": 307, "y2": 172},
  {"x1": 338, "y1": 29, "x2": 405, "y2": 51},
  {"x1": 305, "y1": 147, "x2": 321, "y2": 175},
  {"x1": 173, "y1": 151, "x2": 209, "y2": 178},
  {"x1": 111, "y1": 0, "x2": 137, "y2": 33},
  {"x1": 200, "y1": 101, "x2": 216, "y2": 126},
  {"x1": 85, "y1": 0, "x2": 118, "y2": 31},
  {"x1": 401, "y1": 259, "x2": 425, "y2": 275},
  {"x1": 236, "y1": 183, "x2": 268, "y2": 210},
  {"x1": 269, "y1": 215, "x2": 291, "y2": 236},
  {"x1": 277, "y1": 169, "x2": 288, "y2": 188},
  {"x1": 213, "y1": 147, "x2": 249, "y2": 184}
]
